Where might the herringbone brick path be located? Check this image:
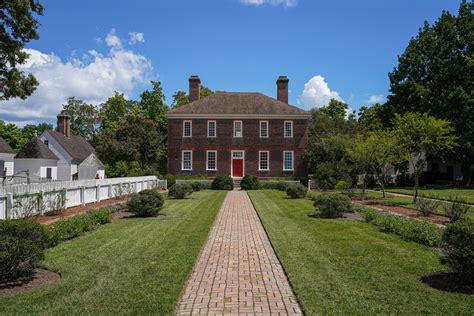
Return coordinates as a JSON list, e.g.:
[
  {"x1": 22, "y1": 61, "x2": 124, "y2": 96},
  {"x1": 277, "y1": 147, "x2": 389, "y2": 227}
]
[{"x1": 177, "y1": 190, "x2": 302, "y2": 315}]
